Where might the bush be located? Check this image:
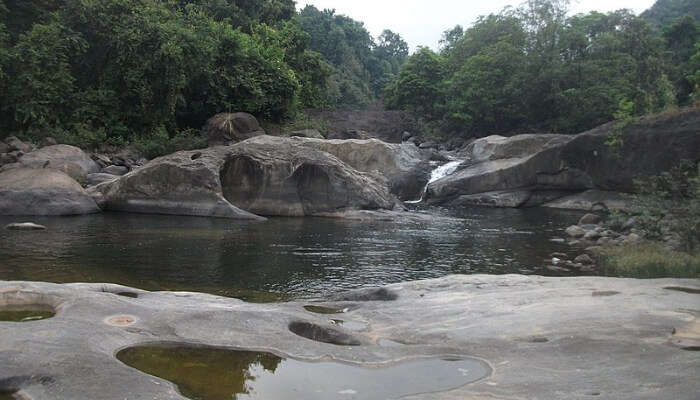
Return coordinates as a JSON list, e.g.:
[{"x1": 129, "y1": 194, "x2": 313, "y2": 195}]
[
  {"x1": 133, "y1": 127, "x2": 206, "y2": 159},
  {"x1": 599, "y1": 243, "x2": 700, "y2": 278}
]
